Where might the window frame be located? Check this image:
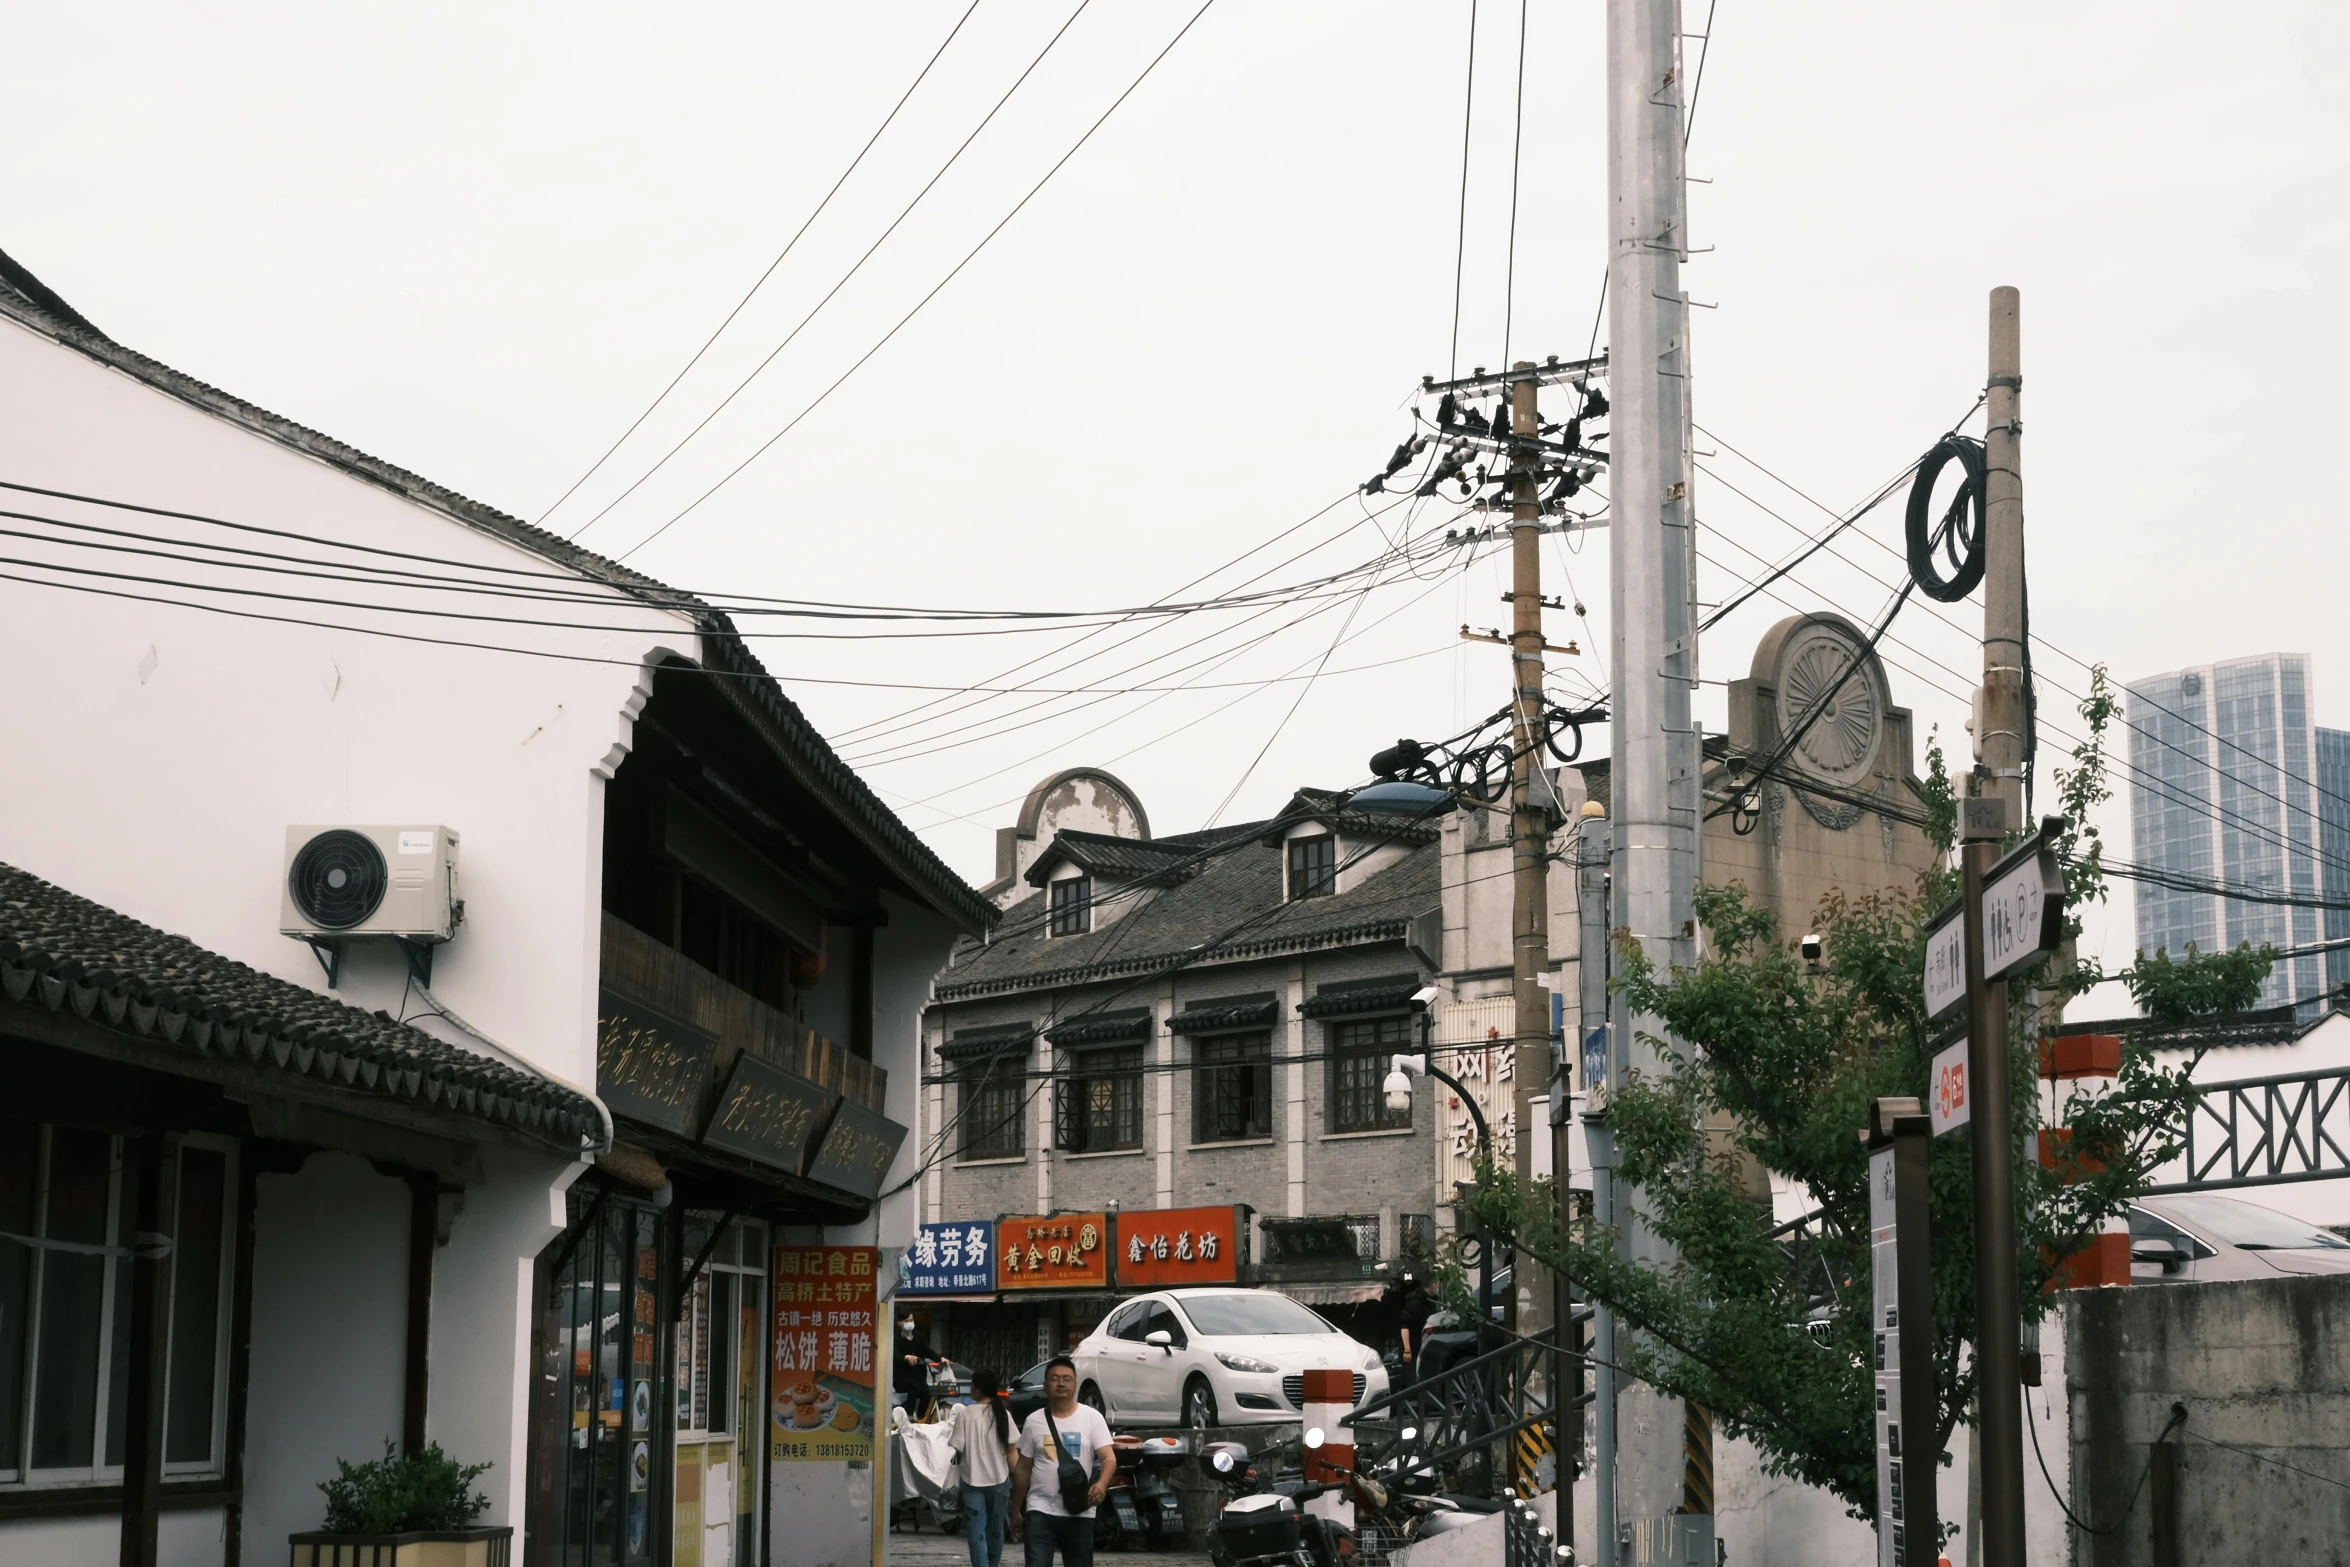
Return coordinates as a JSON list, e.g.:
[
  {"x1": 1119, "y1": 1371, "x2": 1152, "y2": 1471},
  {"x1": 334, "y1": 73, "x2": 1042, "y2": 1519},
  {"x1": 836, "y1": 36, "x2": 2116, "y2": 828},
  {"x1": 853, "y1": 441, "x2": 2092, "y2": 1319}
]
[
  {"x1": 0, "y1": 1127, "x2": 240, "y2": 1491},
  {"x1": 1286, "y1": 834, "x2": 1337, "y2": 901},
  {"x1": 1056, "y1": 1045, "x2": 1144, "y2": 1154},
  {"x1": 1048, "y1": 876, "x2": 1093, "y2": 938},
  {"x1": 957, "y1": 1054, "x2": 1028, "y2": 1161},
  {"x1": 1326, "y1": 1014, "x2": 1416, "y2": 1134},
  {"x1": 1192, "y1": 1030, "x2": 1275, "y2": 1143}
]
